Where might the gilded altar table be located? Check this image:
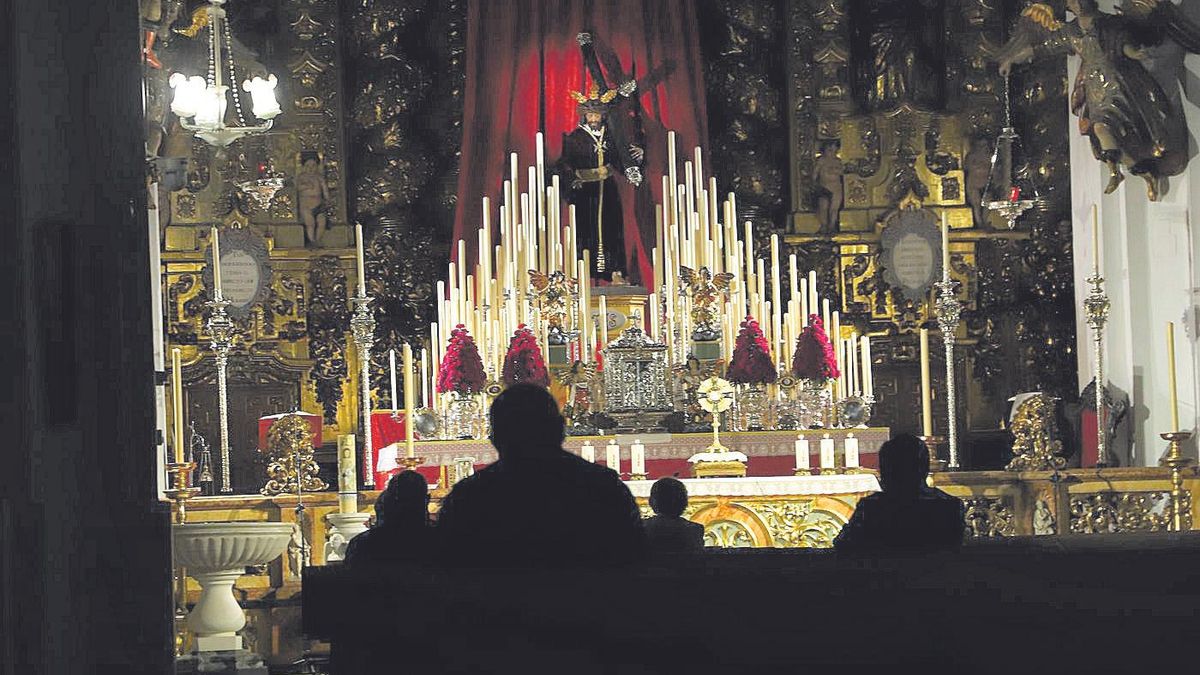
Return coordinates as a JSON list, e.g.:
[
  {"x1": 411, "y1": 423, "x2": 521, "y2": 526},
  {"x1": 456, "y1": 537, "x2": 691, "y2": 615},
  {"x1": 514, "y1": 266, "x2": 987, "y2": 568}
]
[{"x1": 397, "y1": 427, "x2": 891, "y2": 480}]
